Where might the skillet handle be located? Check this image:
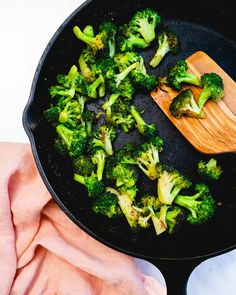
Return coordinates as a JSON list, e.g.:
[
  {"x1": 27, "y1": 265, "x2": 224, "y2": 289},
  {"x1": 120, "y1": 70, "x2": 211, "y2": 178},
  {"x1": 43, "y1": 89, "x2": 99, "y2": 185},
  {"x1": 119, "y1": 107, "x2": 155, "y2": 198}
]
[{"x1": 146, "y1": 258, "x2": 204, "y2": 295}]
